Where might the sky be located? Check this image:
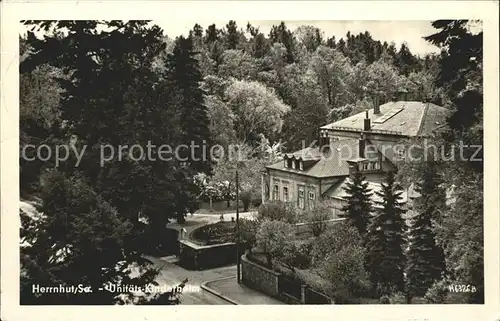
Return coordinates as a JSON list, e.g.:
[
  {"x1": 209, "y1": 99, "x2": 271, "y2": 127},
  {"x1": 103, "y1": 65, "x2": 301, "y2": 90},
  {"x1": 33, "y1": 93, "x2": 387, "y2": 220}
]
[
  {"x1": 153, "y1": 20, "x2": 441, "y2": 56},
  {"x1": 23, "y1": 20, "x2": 442, "y2": 56}
]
